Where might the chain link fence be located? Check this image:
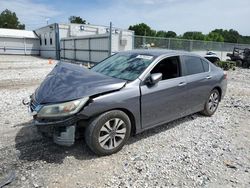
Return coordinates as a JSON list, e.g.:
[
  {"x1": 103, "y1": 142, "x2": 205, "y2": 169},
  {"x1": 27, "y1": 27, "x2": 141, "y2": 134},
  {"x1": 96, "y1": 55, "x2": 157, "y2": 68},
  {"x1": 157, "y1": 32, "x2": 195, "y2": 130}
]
[{"x1": 133, "y1": 35, "x2": 250, "y2": 60}]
